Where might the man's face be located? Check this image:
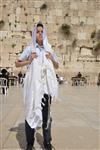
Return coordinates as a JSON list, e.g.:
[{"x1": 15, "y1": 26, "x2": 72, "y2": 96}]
[{"x1": 36, "y1": 26, "x2": 43, "y2": 45}]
